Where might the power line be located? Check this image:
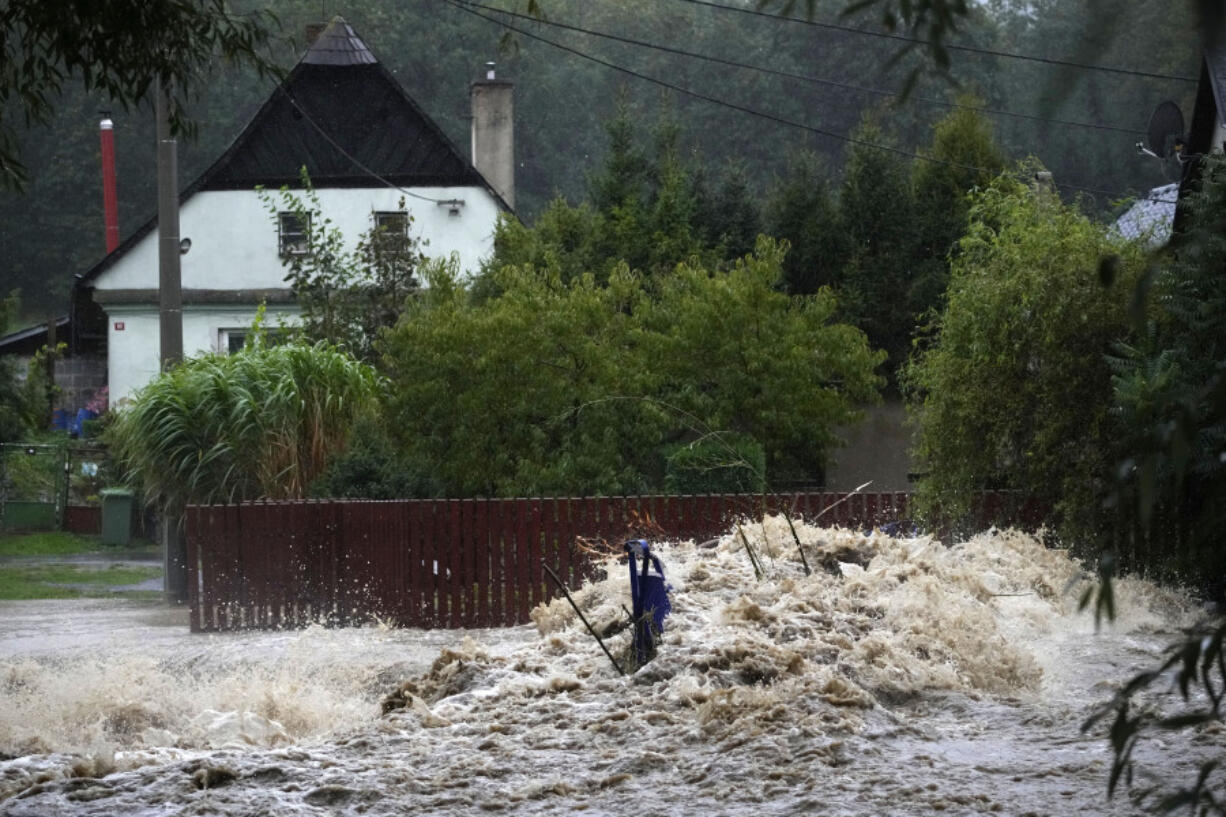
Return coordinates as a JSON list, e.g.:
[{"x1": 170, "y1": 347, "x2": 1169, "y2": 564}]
[
  {"x1": 277, "y1": 87, "x2": 463, "y2": 206},
  {"x1": 444, "y1": 0, "x2": 1167, "y2": 204},
  {"x1": 444, "y1": 0, "x2": 920, "y2": 158},
  {"x1": 455, "y1": 0, "x2": 1142, "y2": 137},
  {"x1": 672, "y1": 0, "x2": 1198, "y2": 84}
]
